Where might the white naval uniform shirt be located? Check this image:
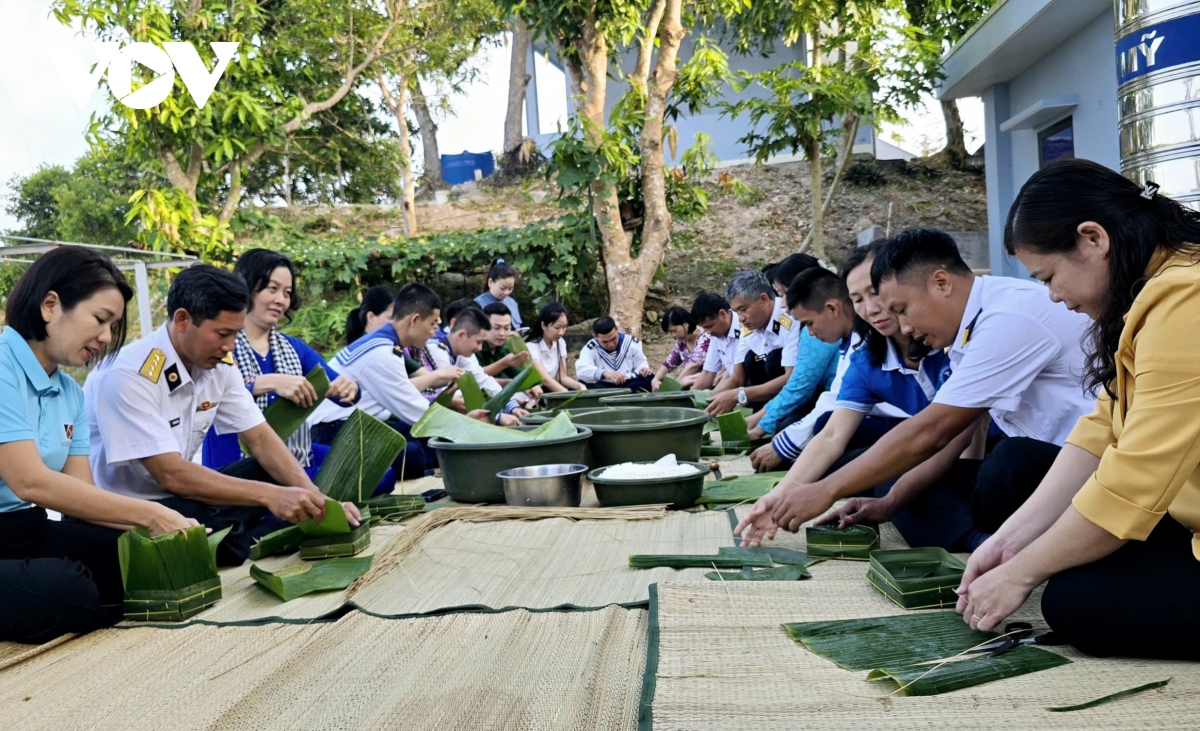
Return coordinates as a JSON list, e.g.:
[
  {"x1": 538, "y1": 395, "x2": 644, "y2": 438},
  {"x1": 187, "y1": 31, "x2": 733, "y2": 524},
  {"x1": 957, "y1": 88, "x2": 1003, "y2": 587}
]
[
  {"x1": 529, "y1": 337, "x2": 569, "y2": 381},
  {"x1": 932, "y1": 275, "x2": 1094, "y2": 445},
  {"x1": 735, "y1": 297, "x2": 800, "y2": 369},
  {"x1": 575, "y1": 334, "x2": 650, "y2": 383},
  {"x1": 330, "y1": 326, "x2": 429, "y2": 426},
  {"x1": 426, "y1": 337, "x2": 505, "y2": 395},
  {"x1": 702, "y1": 312, "x2": 741, "y2": 376},
  {"x1": 84, "y1": 325, "x2": 264, "y2": 500}
]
